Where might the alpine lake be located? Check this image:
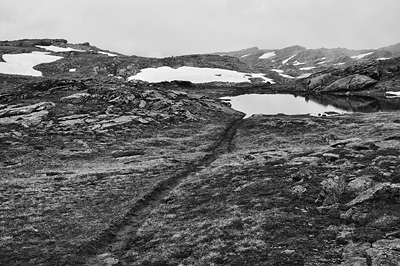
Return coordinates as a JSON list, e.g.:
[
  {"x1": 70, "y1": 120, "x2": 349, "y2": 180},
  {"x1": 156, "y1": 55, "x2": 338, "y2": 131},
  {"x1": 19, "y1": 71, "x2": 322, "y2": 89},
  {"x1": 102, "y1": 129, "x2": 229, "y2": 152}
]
[{"x1": 220, "y1": 93, "x2": 400, "y2": 118}]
